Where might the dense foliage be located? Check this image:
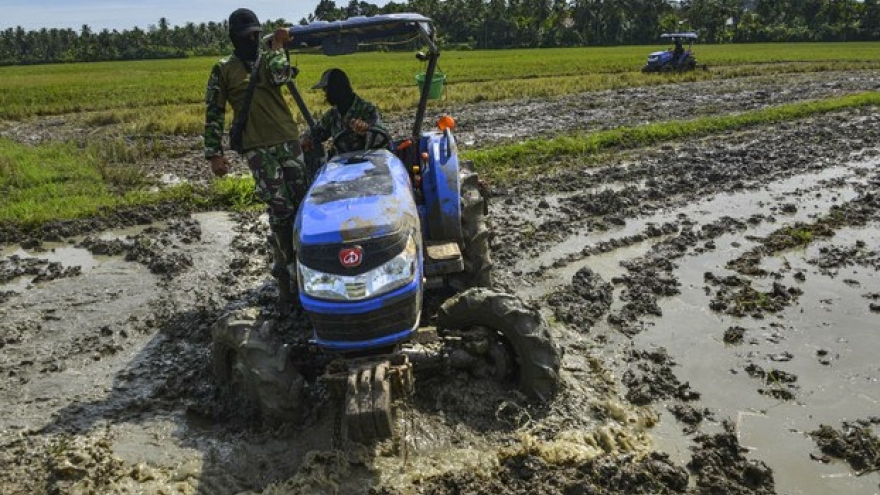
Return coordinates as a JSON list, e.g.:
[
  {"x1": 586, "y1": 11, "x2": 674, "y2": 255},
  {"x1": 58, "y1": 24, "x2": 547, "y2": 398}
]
[{"x1": 2, "y1": 0, "x2": 880, "y2": 65}]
